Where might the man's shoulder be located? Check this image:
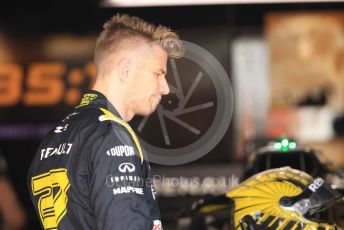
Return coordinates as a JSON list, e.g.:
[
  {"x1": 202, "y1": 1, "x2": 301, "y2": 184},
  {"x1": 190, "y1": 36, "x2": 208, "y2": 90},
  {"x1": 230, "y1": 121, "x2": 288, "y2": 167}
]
[
  {"x1": 39, "y1": 106, "x2": 131, "y2": 154},
  {"x1": 52, "y1": 107, "x2": 130, "y2": 146},
  {"x1": 63, "y1": 106, "x2": 122, "y2": 130}
]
